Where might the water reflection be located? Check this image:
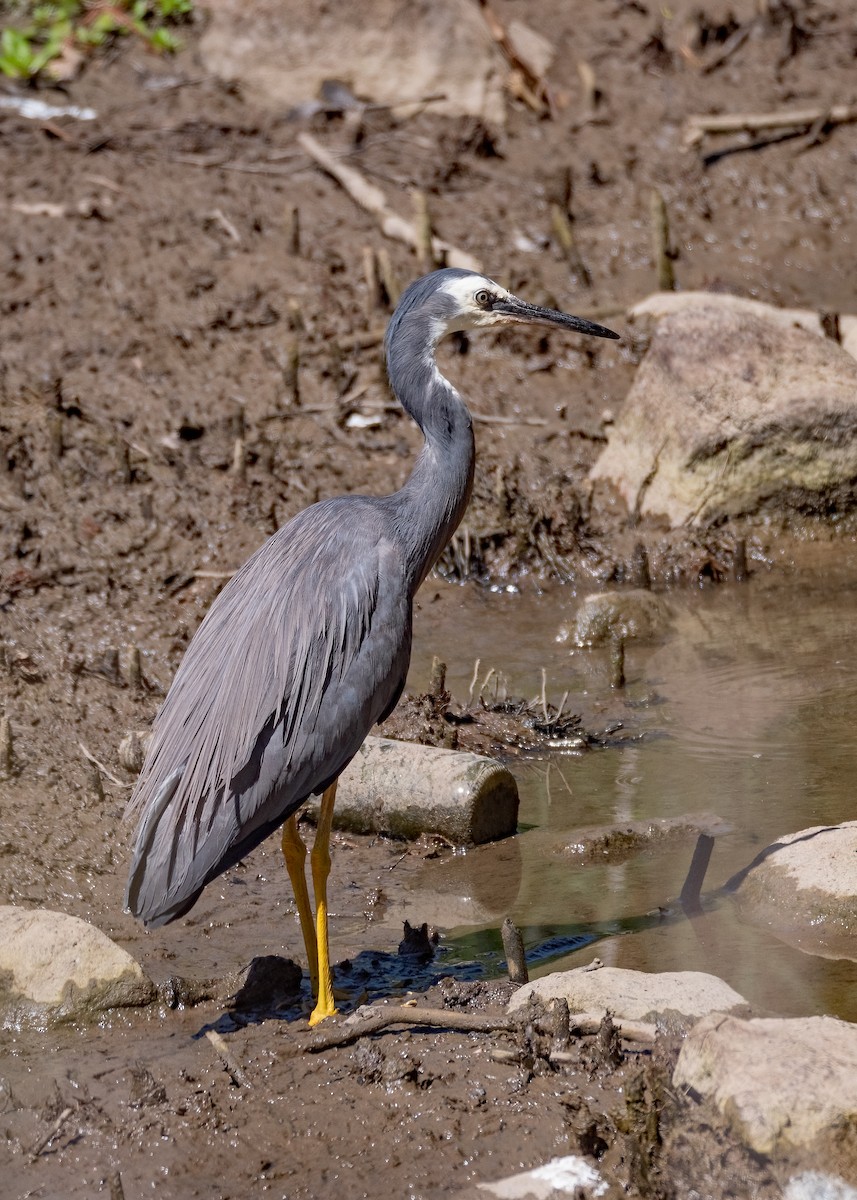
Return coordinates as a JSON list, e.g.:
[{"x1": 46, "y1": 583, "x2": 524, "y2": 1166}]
[{"x1": 409, "y1": 555, "x2": 857, "y2": 1020}]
